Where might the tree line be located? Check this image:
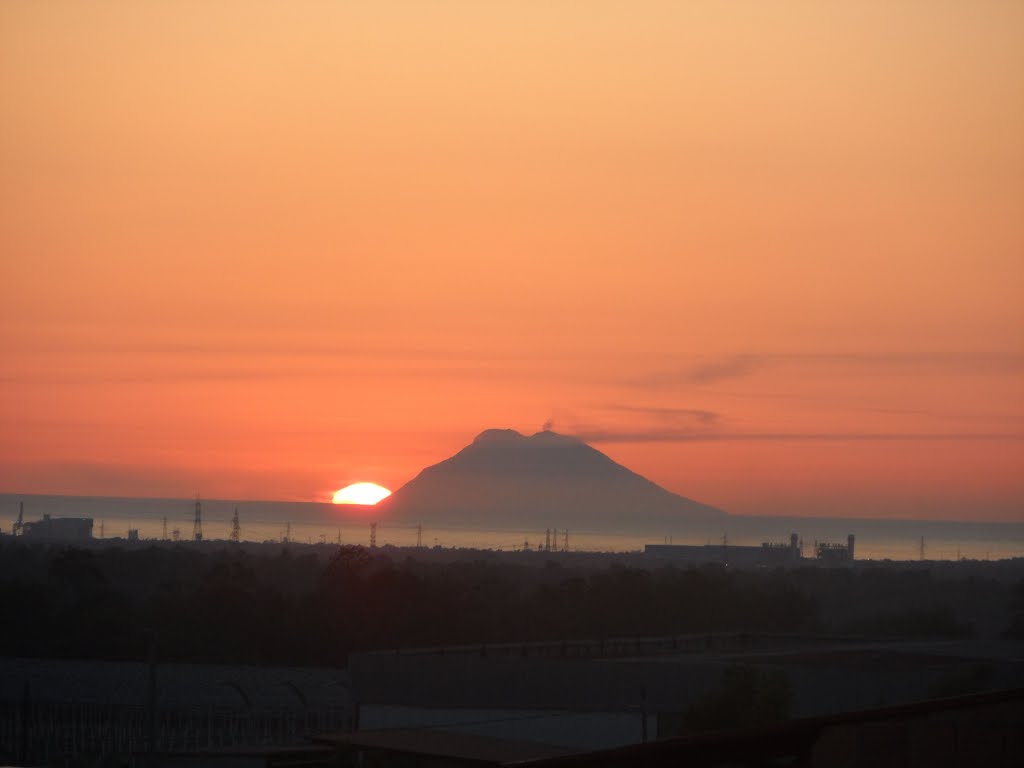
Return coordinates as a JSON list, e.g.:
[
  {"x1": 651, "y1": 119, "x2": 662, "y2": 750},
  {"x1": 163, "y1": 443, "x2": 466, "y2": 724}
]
[{"x1": 2, "y1": 542, "x2": 1020, "y2": 666}]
